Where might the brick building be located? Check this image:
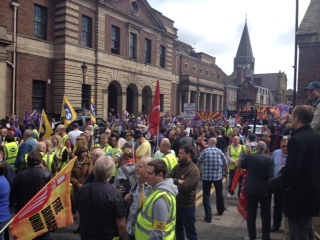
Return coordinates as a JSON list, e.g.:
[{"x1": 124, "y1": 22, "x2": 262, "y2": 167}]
[
  {"x1": 297, "y1": 0, "x2": 320, "y2": 104},
  {"x1": 0, "y1": 0, "x2": 226, "y2": 120}
]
